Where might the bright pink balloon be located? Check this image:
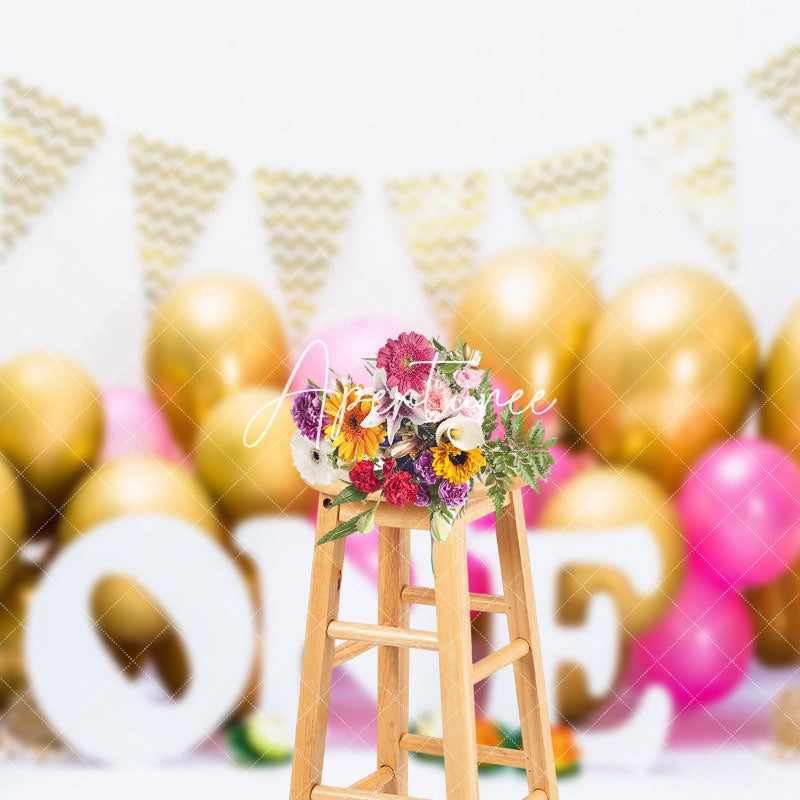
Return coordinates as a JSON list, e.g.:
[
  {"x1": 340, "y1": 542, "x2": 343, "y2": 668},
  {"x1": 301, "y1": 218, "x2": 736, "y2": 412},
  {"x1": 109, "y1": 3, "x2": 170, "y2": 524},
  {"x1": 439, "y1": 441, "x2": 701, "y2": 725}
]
[
  {"x1": 99, "y1": 386, "x2": 183, "y2": 463},
  {"x1": 678, "y1": 437, "x2": 800, "y2": 588},
  {"x1": 290, "y1": 317, "x2": 408, "y2": 392},
  {"x1": 631, "y1": 569, "x2": 753, "y2": 708}
]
